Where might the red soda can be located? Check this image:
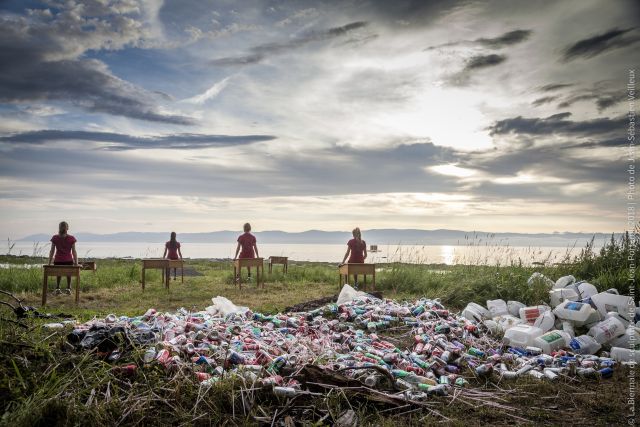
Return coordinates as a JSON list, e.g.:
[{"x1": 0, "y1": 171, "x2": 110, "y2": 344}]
[
  {"x1": 195, "y1": 372, "x2": 211, "y2": 382},
  {"x1": 156, "y1": 349, "x2": 171, "y2": 366},
  {"x1": 415, "y1": 342, "x2": 425, "y2": 354},
  {"x1": 113, "y1": 364, "x2": 137, "y2": 376}
]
